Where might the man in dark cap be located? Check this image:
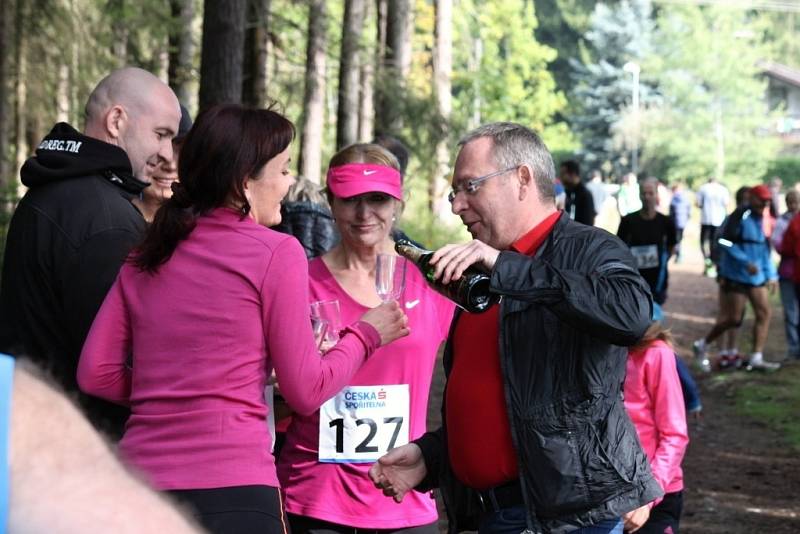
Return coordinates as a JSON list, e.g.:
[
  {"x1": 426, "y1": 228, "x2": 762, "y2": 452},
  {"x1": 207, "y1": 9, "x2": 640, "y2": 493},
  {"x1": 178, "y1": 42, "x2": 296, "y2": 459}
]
[{"x1": 0, "y1": 67, "x2": 181, "y2": 436}]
